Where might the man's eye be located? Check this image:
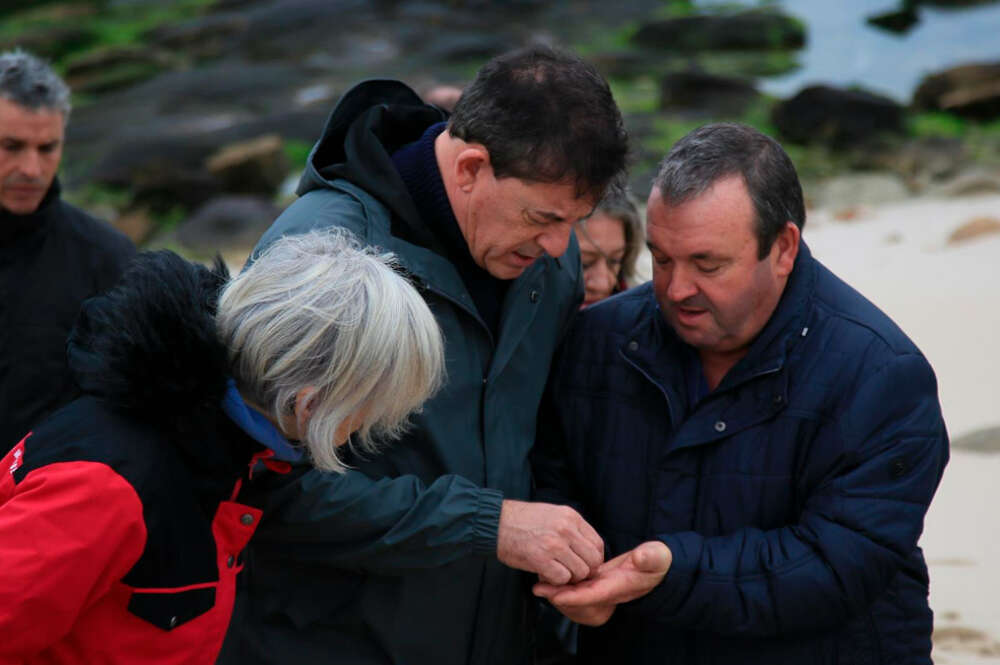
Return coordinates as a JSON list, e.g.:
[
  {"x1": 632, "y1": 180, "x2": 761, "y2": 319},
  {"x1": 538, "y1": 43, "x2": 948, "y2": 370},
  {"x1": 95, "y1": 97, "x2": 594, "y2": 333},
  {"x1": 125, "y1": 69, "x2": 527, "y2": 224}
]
[{"x1": 698, "y1": 264, "x2": 720, "y2": 274}]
